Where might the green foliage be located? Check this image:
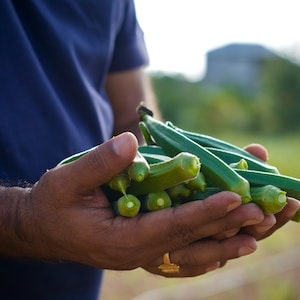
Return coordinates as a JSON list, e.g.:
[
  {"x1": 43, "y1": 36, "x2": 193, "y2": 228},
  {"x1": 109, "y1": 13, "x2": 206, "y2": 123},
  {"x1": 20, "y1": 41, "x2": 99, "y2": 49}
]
[
  {"x1": 151, "y1": 54, "x2": 300, "y2": 135},
  {"x1": 151, "y1": 73, "x2": 260, "y2": 134},
  {"x1": 261, "y1": 56, "x2": 300, "y2": 132},
  {"x1": 151, "y1": 73, "x2": 203, "y2": 127}
]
